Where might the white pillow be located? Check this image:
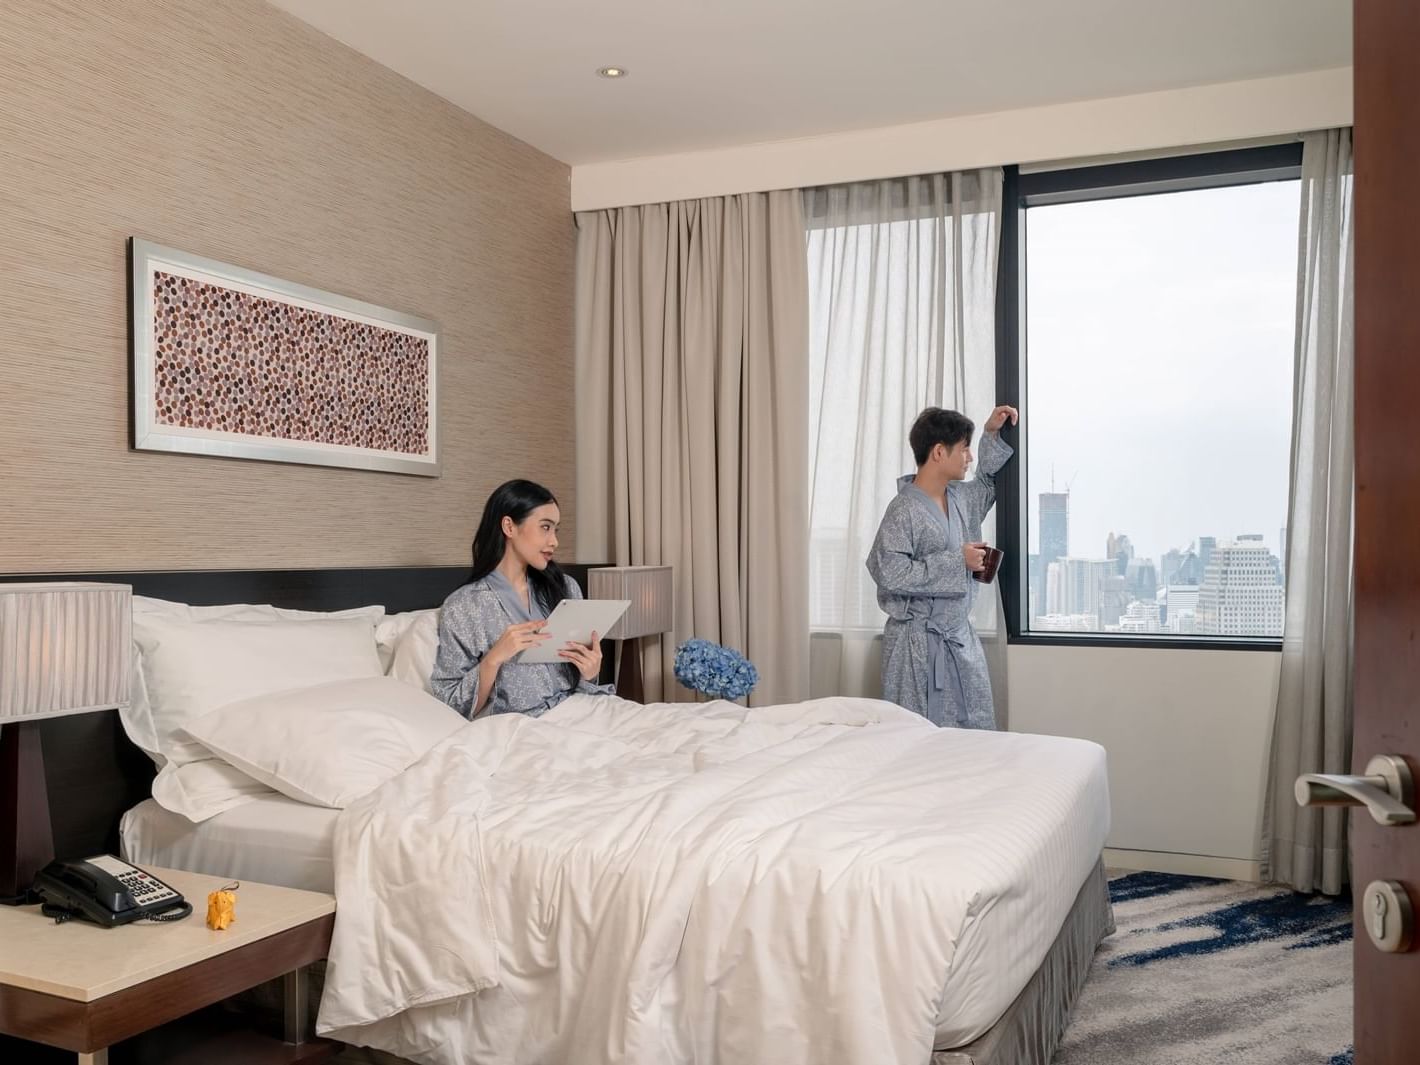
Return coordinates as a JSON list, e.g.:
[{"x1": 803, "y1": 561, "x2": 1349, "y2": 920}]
[
  {"x1": 133, "y1": 613, "x2": 385, "y2": 764},
  {"x1": 183, "y1": 676, "x2": 466, "y2": 808},
  {"x1": 375, "y1": 608, "x2": 433, "y2": 670},
  {"x1": 376, "y1": 609, "x2": 442, "y2": 694},
  {"x1": 151, "y1": 759, "x2": 273, "y2": 822},
  {"x1": 132, "y1": 612, "x2": 385, "y2": 821},
  {"x1": 133, "y1": 594, "x2": 384, "y2": 625},
  {"x1": 122, "y1": 596, "x2": 384, "y2": 759}
]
